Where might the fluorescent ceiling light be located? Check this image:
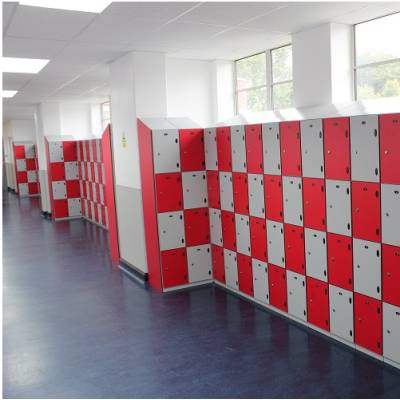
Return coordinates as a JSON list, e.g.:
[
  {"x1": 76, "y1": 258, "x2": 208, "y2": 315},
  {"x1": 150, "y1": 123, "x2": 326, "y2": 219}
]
[
  {"x1": 19, "y1": 0, "x2": 112, "y2": 13},
  {"x1": 3, "y1": 90, "x2": 18, "y2": 98},
  {"x1": 2, "y1": 57, "x2": 49, "y2": 74}
]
